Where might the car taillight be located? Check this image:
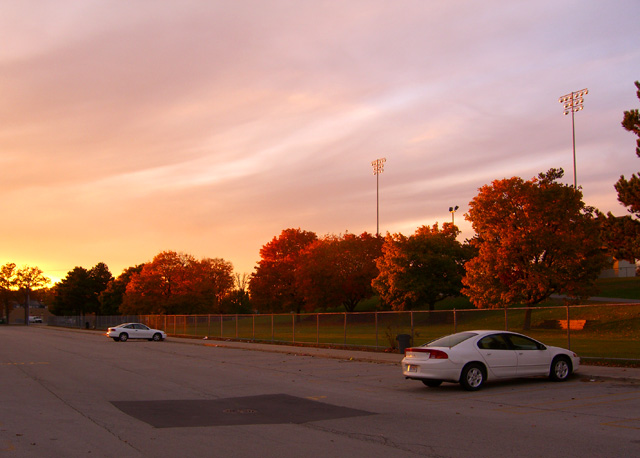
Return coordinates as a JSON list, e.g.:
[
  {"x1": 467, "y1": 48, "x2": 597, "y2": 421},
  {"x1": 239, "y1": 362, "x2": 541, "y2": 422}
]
[{"x1": 405, "y1": 348, "x2": 448, "y2": 359}]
